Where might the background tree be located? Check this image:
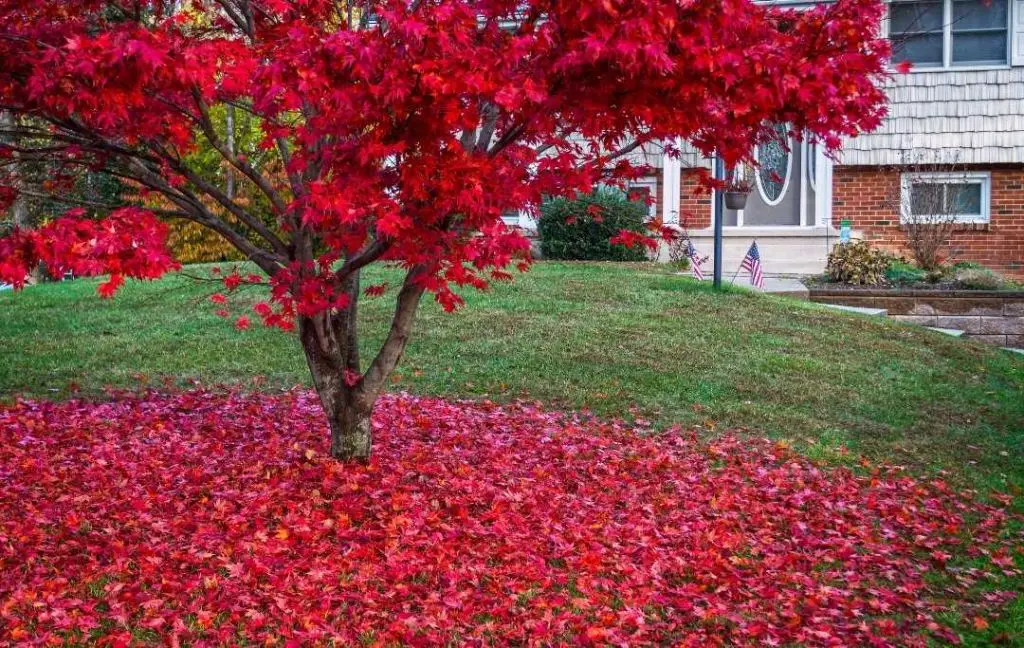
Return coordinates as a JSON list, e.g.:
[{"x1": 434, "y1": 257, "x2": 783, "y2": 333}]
[
  {"x1": 0, "y1": 0, "x2": 890, "y2": 460},
  {"x1": 883, "y1": 153, "x2": 971, "y2": 275}
]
